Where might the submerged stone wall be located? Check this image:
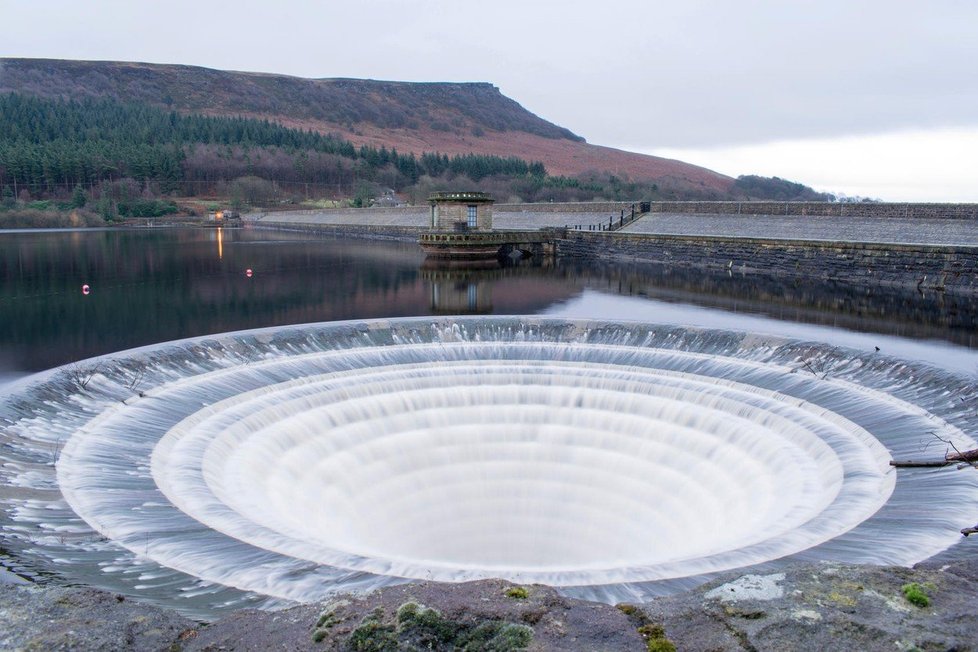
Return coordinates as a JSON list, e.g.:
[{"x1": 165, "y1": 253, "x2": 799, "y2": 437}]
[{"x1": 557, "y1": 231, "x2": 978, "y2": 294}]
